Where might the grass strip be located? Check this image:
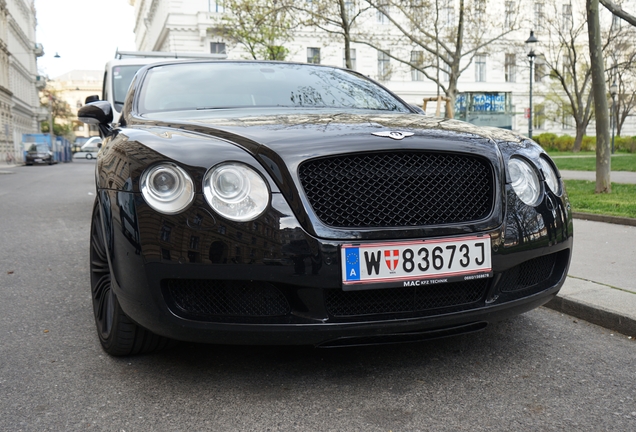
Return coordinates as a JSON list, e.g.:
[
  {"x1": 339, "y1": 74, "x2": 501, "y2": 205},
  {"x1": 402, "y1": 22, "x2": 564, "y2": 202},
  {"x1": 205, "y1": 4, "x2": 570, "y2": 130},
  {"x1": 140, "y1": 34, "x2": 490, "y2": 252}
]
[
  {"x1": 549, "y1": 153, "x2": 636, "y2": 172},
  {"x1": 564, "y1": 180, "x2": 636, "y2": 219}
]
